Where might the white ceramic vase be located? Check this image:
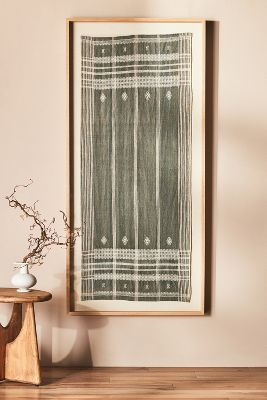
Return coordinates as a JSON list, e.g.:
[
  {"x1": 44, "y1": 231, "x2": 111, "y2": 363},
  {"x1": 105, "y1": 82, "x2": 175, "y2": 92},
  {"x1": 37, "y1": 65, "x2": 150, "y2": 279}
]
[{"x1": 11, "y1": 262, "x2": 37, "y2": 292}]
